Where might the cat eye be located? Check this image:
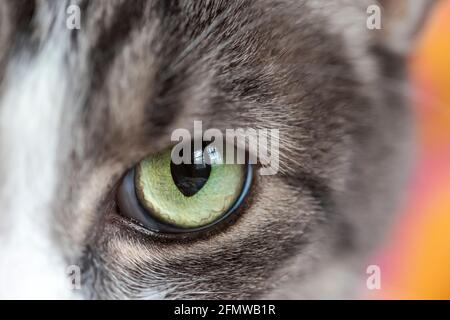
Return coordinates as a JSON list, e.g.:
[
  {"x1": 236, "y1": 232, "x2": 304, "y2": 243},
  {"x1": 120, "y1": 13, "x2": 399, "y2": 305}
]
[{"x1": 117, "y1": 143, "x2": 252, "y2": 234}]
